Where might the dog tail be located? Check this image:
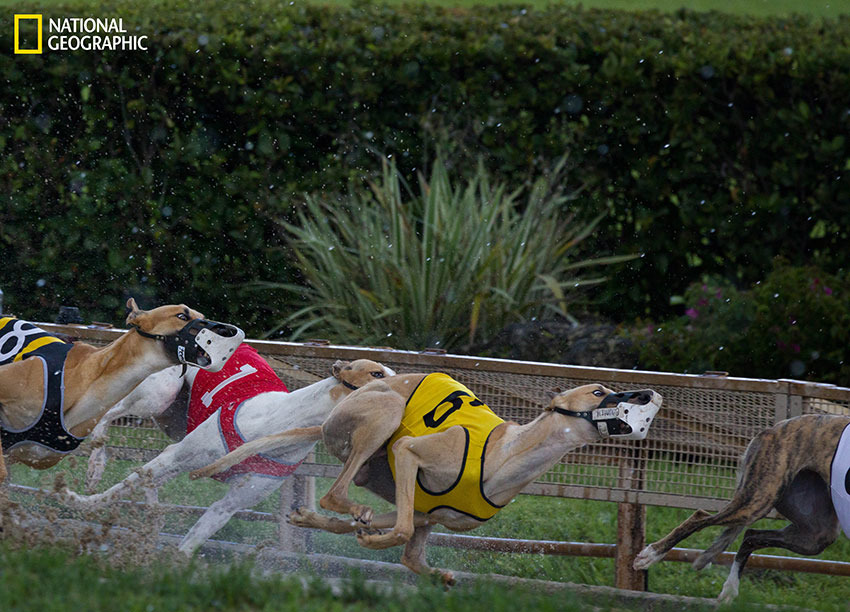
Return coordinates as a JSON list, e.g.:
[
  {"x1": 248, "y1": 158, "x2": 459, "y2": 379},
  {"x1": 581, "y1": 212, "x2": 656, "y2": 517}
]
[{"x1": 189, "y1": 426, "x2": 323, "y2": 479}]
